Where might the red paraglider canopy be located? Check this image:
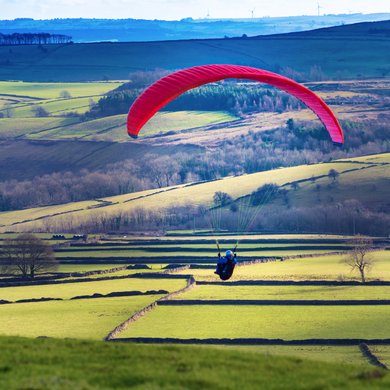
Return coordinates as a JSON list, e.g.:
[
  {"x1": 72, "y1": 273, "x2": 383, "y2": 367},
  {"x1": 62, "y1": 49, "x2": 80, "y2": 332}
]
[{"x1": 127, "y1": 64, "x2": 344, "y2": 143}]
